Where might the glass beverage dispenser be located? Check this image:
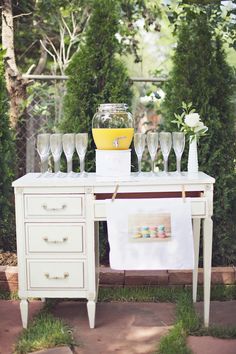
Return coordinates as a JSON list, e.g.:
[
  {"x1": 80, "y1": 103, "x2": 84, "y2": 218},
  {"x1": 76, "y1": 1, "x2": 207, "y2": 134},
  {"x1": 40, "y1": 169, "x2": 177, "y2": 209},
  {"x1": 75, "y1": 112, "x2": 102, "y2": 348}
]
[{"x1": 92, "y1": 103, "x2": 134, "y2": 150}]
